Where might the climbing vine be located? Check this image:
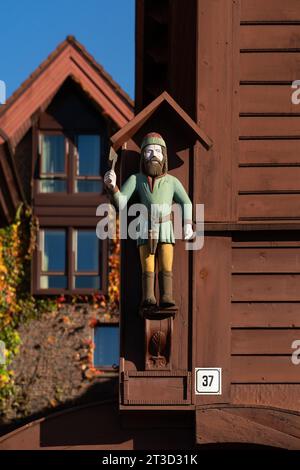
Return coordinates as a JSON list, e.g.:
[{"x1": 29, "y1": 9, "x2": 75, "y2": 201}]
[
  {"x1": 86, "y1": 218, "x2": 120, "y2": 378},
  {"x1": 0, "y1": 207, "x2": 120, "y2": 411},
  {"x1": 0, "y1": 205, "x2": 57, "y2": 409}
]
